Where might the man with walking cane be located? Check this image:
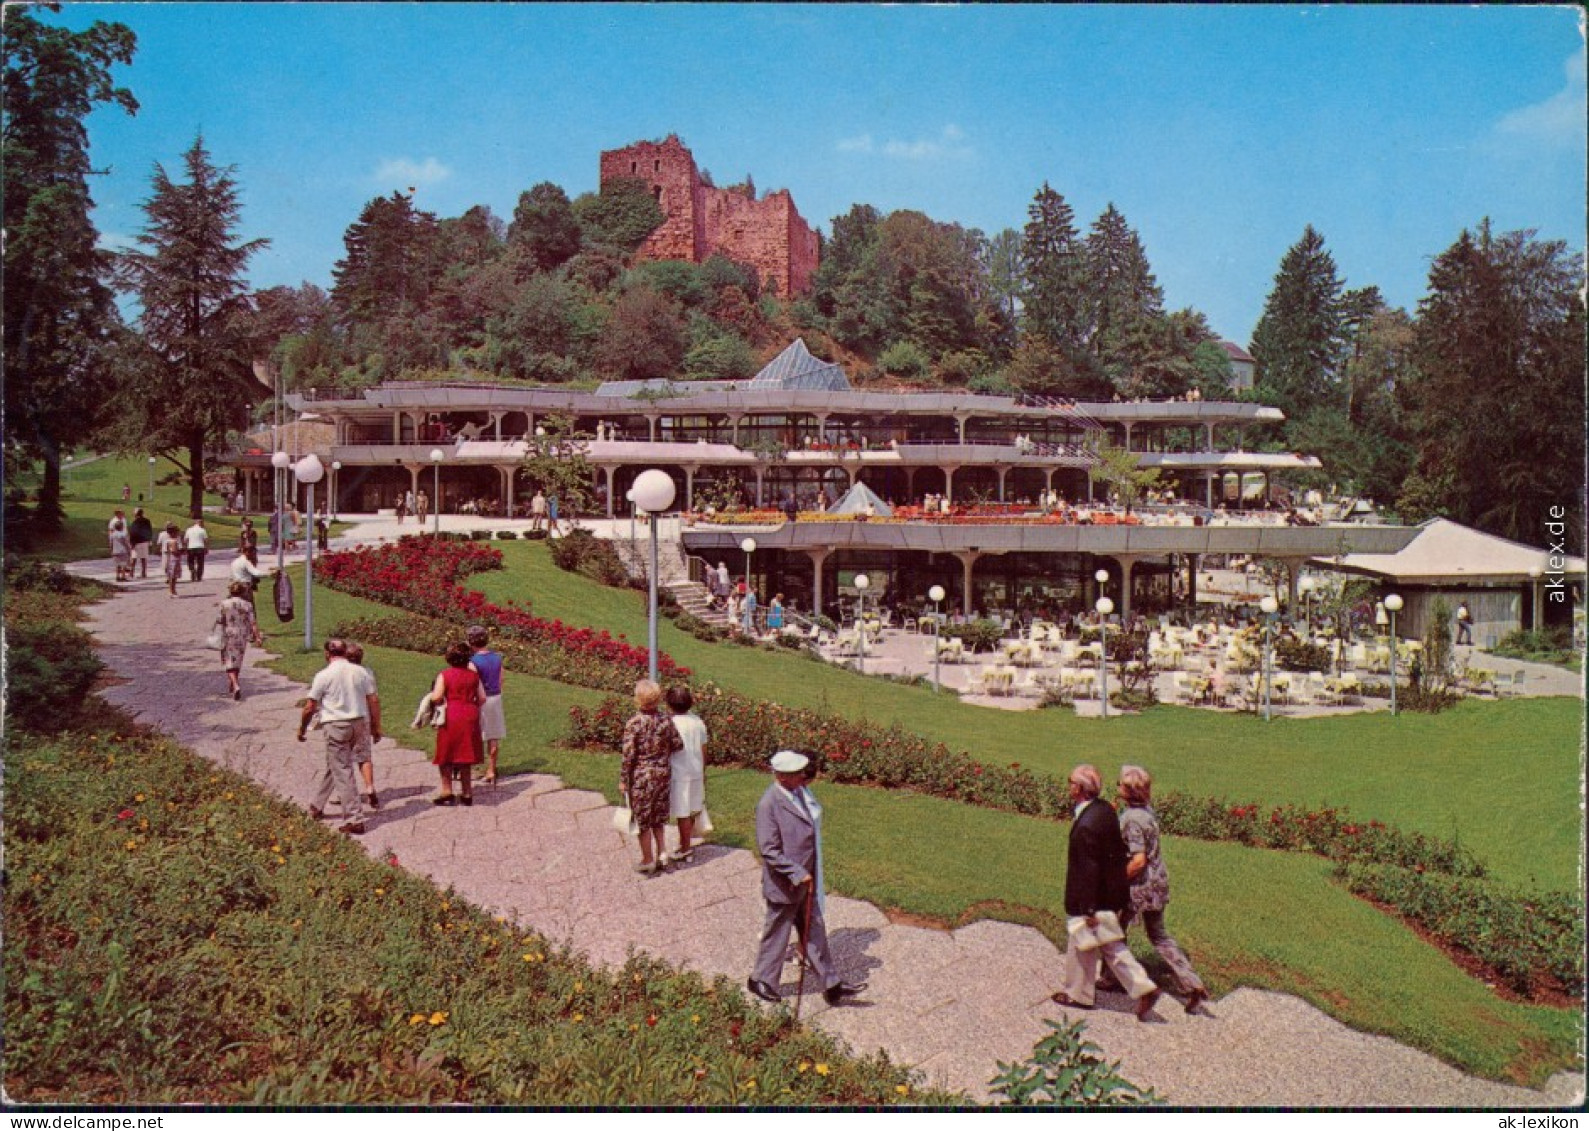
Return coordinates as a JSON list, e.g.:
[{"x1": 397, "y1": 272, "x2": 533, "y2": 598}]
[{"x1": 746, "y1": 751, "x2": 867, "y2": 1008}]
